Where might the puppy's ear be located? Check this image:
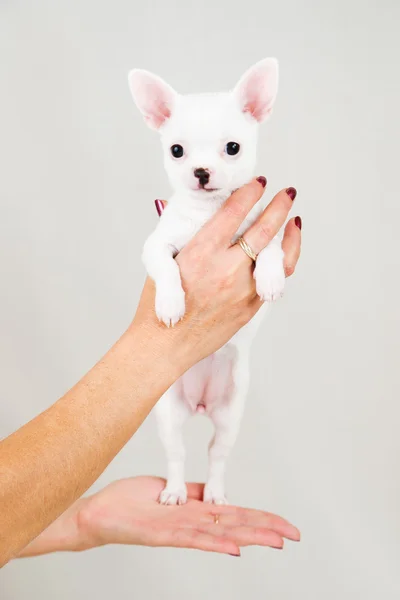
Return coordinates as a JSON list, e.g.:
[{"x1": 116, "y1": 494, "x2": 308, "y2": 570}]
[
  {"x1": 233, "y1": 58, "x2": 278, "y2": 122},
  {"x1": 128, "y1": 69, "x2": 177, "y2": 130}
]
